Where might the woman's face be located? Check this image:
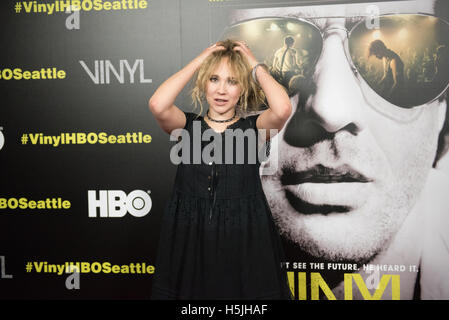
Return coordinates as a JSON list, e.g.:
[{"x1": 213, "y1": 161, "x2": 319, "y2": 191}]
[{"x1": 205, "y1": 57, "x2": 242, "y2": 116}]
